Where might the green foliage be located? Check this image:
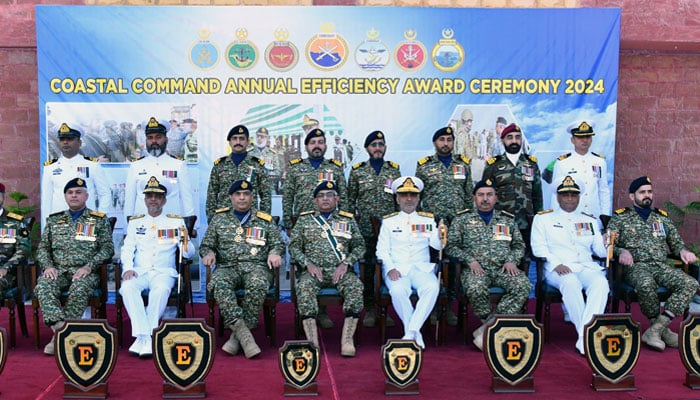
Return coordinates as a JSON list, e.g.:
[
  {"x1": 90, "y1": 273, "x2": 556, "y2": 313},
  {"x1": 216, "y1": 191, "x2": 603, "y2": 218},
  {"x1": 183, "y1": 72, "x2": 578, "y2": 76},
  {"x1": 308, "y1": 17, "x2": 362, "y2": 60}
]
[
  {"x1": 6, "y1": 191, "x2": 37, "y2": 216},
  {"x1": 663, "y1": 186, "x2": 700, "y2": 254}
]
